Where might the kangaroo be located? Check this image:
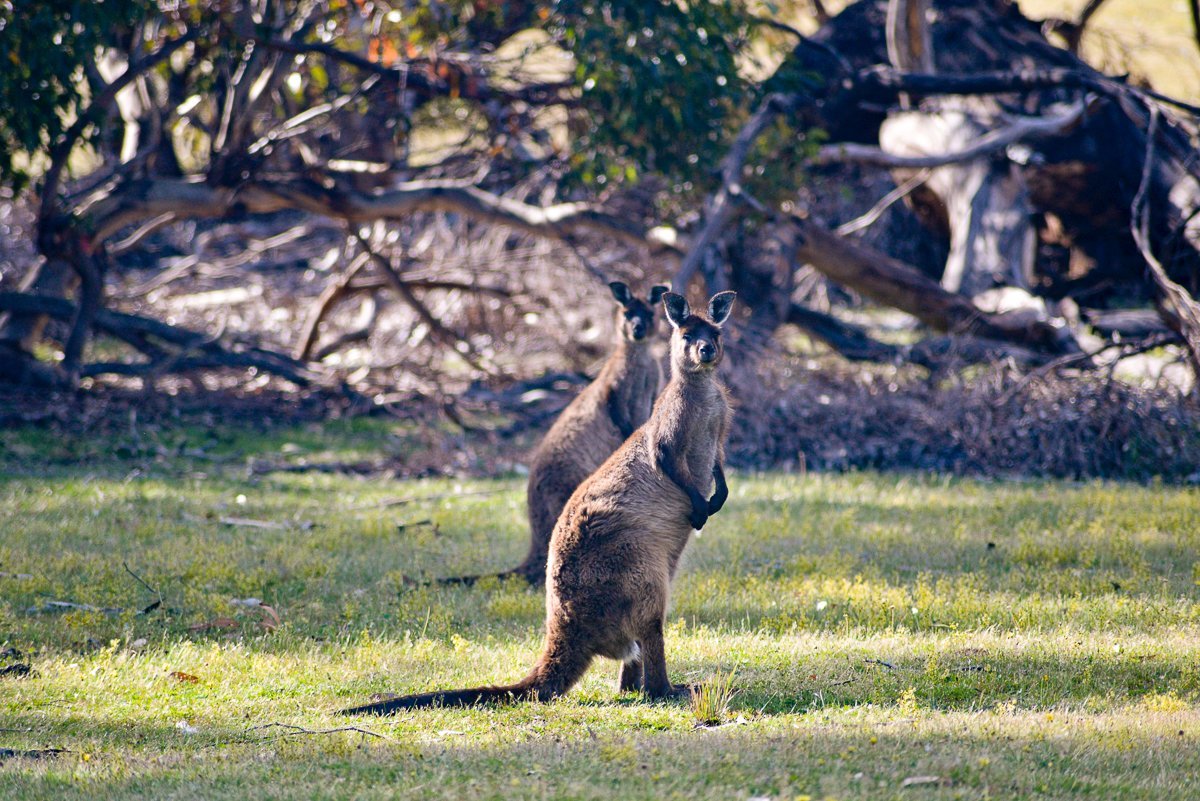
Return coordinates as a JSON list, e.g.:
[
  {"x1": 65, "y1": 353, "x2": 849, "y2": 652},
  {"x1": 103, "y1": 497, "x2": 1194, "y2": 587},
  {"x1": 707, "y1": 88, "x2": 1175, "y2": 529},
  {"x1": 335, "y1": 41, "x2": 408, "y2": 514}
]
[
  {"x1": 344, "y1": 291, "x2": 735, "y2": 714},
  {"x1": 438, "y1": 281, "x2": 669, "y2": 586}
]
